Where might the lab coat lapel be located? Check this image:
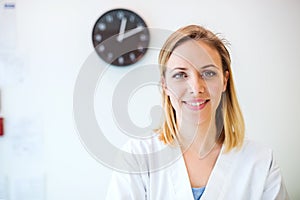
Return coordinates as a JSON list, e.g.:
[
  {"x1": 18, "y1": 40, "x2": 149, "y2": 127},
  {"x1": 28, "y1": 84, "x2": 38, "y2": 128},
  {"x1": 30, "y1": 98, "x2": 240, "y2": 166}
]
[
  {"x1": 201, "y1": 146, "x2": 236, "y2": 200},
  {"x1": 169, "y1": 145, "x2": 237, "y2": 200},
  {"x1": 170, "y1": 151, "x2": 194, "y2": 200}
]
